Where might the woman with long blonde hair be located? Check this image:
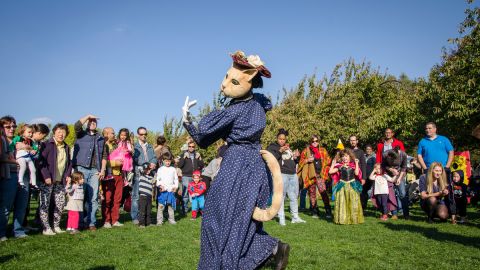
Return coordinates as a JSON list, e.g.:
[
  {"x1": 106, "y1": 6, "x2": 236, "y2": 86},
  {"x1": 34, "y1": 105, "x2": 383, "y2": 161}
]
[{"x1": 418, "y1": 162, "x2": 450, "y2": 223}]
